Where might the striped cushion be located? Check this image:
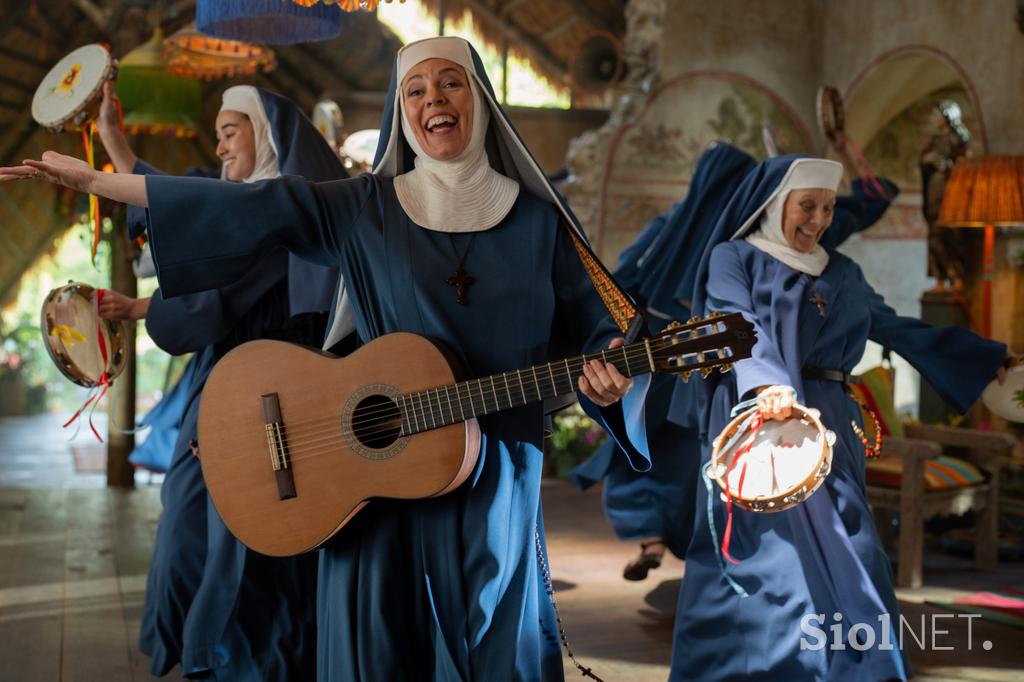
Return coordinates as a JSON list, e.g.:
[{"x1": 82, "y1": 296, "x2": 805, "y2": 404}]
[
  {"x1": 851, "y1": 366, "x2": 904, "y2": 438},
  {"x1": 866, "y1": 453, "x2": 985, "y2": 491}
]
